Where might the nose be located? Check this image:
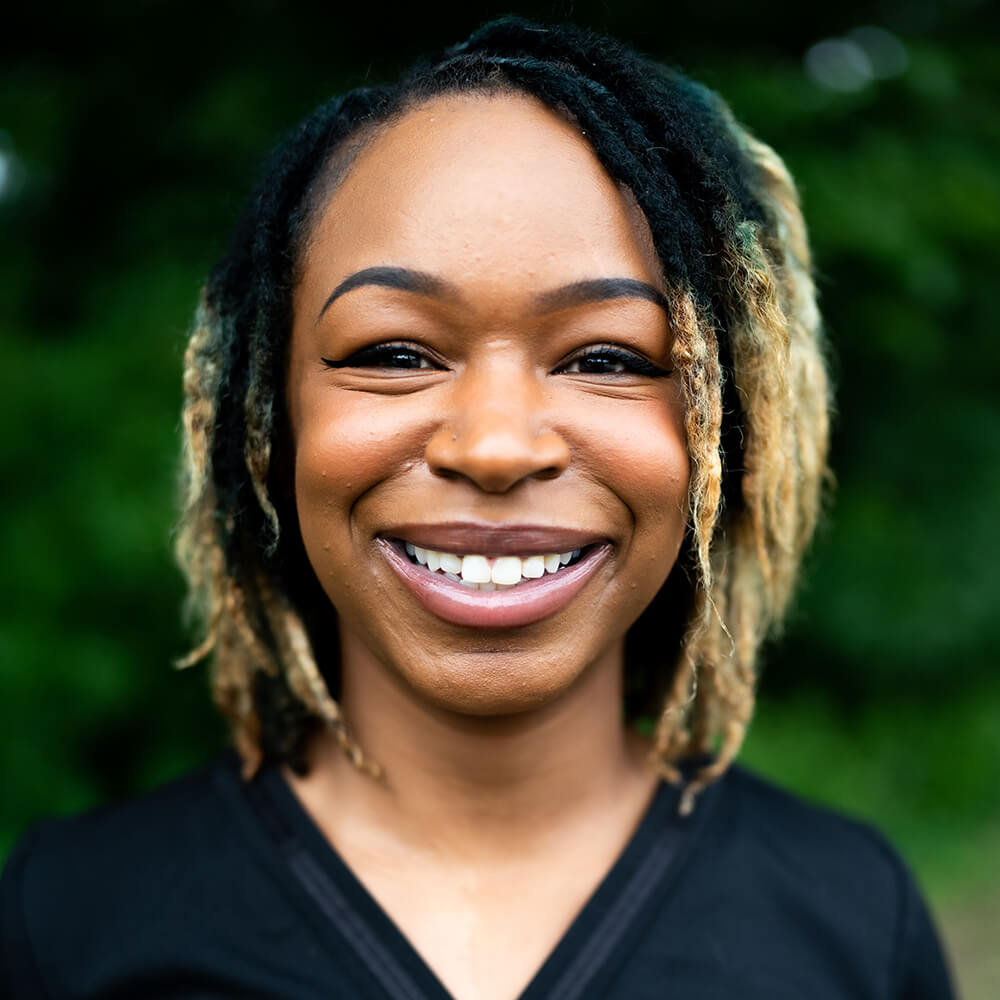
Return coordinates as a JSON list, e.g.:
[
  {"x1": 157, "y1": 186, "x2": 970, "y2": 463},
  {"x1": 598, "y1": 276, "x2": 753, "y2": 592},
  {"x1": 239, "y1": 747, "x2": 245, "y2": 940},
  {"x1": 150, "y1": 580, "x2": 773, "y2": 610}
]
[{"x1": 424, "y1": 365, "x2": 571, "y2": 493}]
